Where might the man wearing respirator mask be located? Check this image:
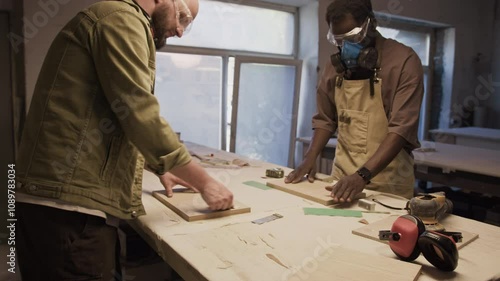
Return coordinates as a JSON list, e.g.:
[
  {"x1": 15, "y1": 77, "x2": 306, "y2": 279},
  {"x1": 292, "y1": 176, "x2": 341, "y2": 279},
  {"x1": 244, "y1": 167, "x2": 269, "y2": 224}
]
[{"x1": 286, "y1": 0, "x2": 424, "y2": 202}]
